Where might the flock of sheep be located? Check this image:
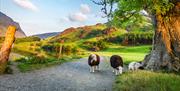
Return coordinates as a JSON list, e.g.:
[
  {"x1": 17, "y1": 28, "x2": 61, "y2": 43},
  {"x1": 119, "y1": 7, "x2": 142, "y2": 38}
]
[{"x1": 88, "y1": 54, "x2": 144, "y2": 75}]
